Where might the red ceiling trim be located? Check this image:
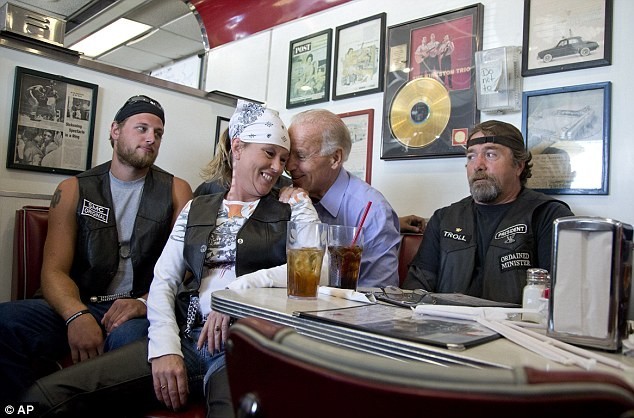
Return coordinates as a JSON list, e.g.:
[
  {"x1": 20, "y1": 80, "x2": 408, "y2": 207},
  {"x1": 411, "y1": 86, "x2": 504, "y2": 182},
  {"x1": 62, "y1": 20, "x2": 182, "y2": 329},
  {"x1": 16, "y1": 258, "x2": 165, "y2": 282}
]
[{"x1": 189, "y1": 0, "x2": 353, "y2": 48}]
